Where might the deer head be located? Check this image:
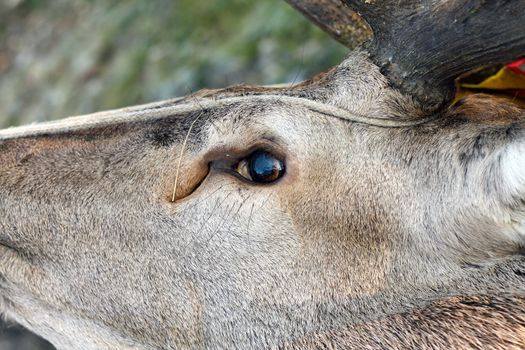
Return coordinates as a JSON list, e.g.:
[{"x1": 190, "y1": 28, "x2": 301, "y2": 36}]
[{"x1": 1, "y1": 1, "x2": 525, "y2": 349}]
